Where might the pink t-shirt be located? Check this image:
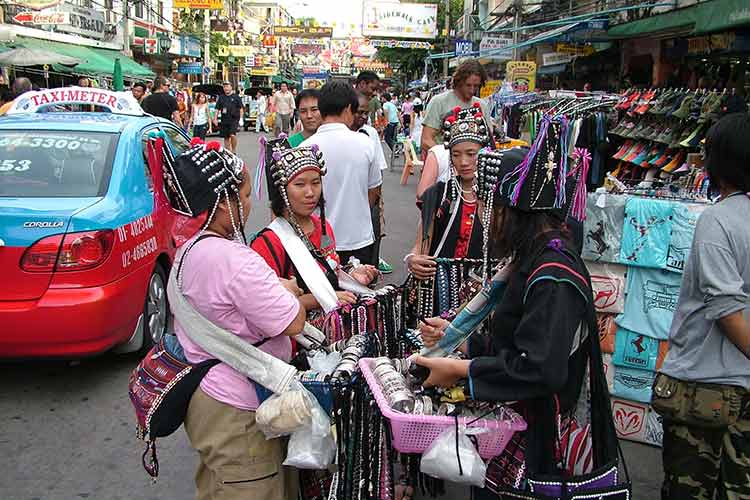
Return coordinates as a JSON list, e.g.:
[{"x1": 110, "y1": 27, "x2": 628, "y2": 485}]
[{"x1": 173, "y1": 236, "x2": 300, "y2": 411}]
